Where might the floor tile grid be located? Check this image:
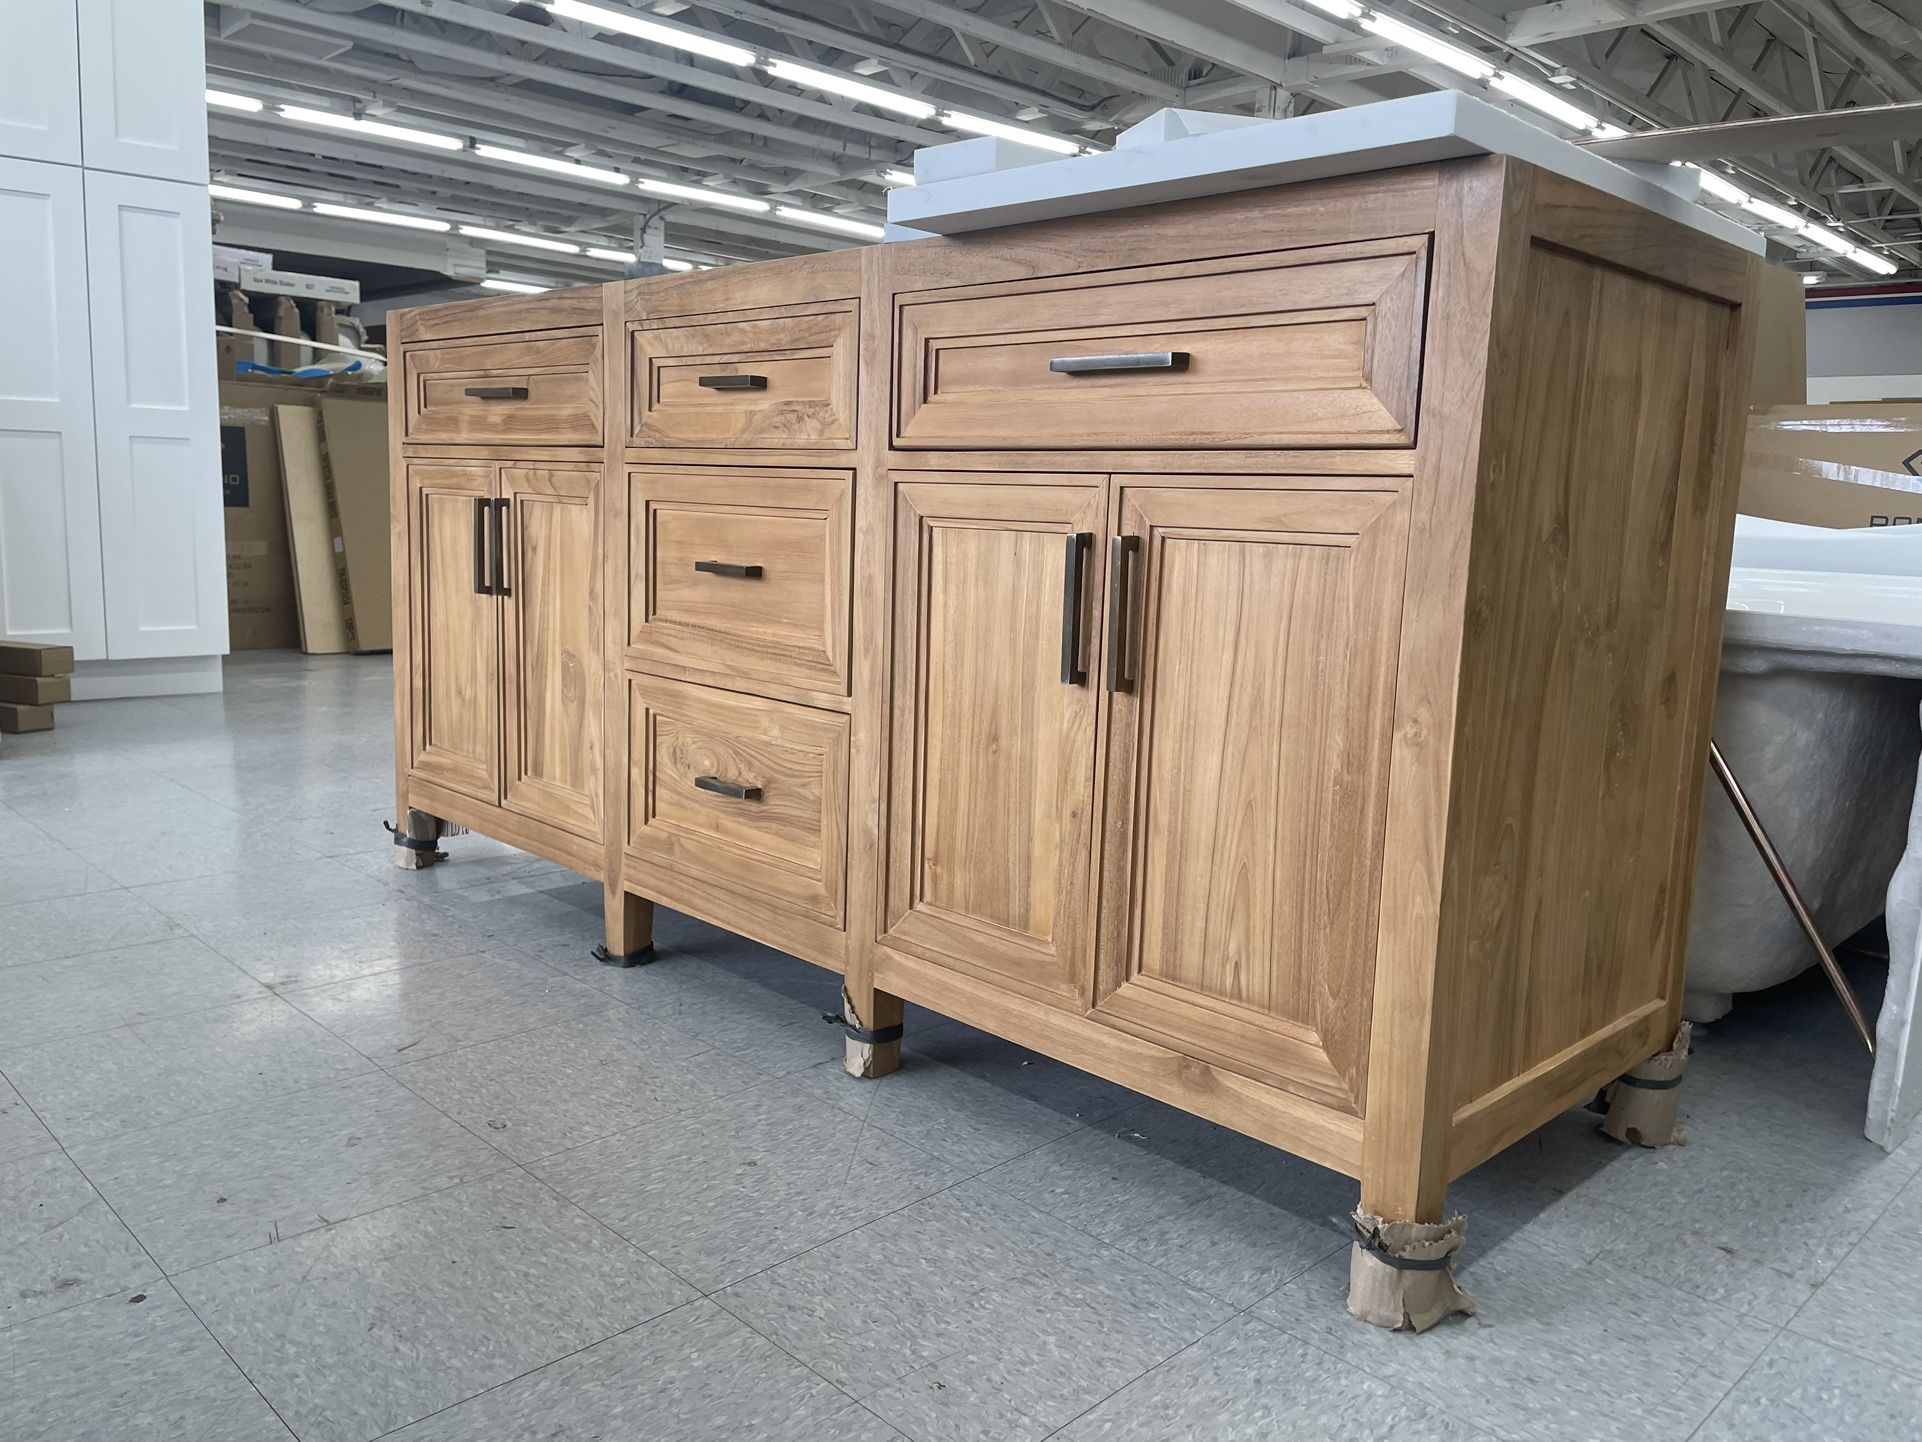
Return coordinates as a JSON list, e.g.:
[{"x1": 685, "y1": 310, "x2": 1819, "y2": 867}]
[{"x1": 0, "y1": 1070, "x2": 302, "y2": 1439}]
